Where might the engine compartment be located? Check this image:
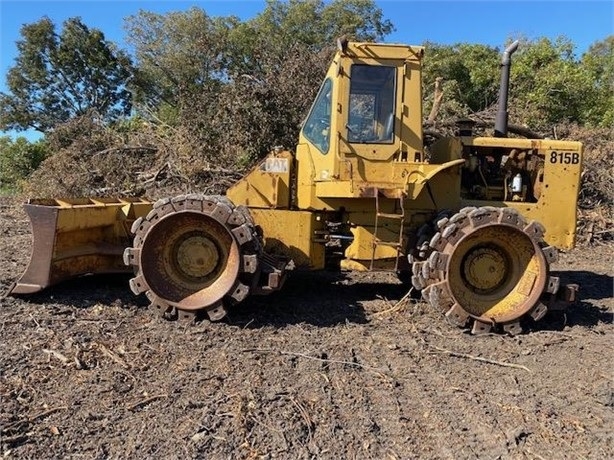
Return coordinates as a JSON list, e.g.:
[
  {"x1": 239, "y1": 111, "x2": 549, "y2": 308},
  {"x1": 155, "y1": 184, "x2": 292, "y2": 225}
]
[{"x1": 460, "y1": 144, "x2": 545, "y2": 203}]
